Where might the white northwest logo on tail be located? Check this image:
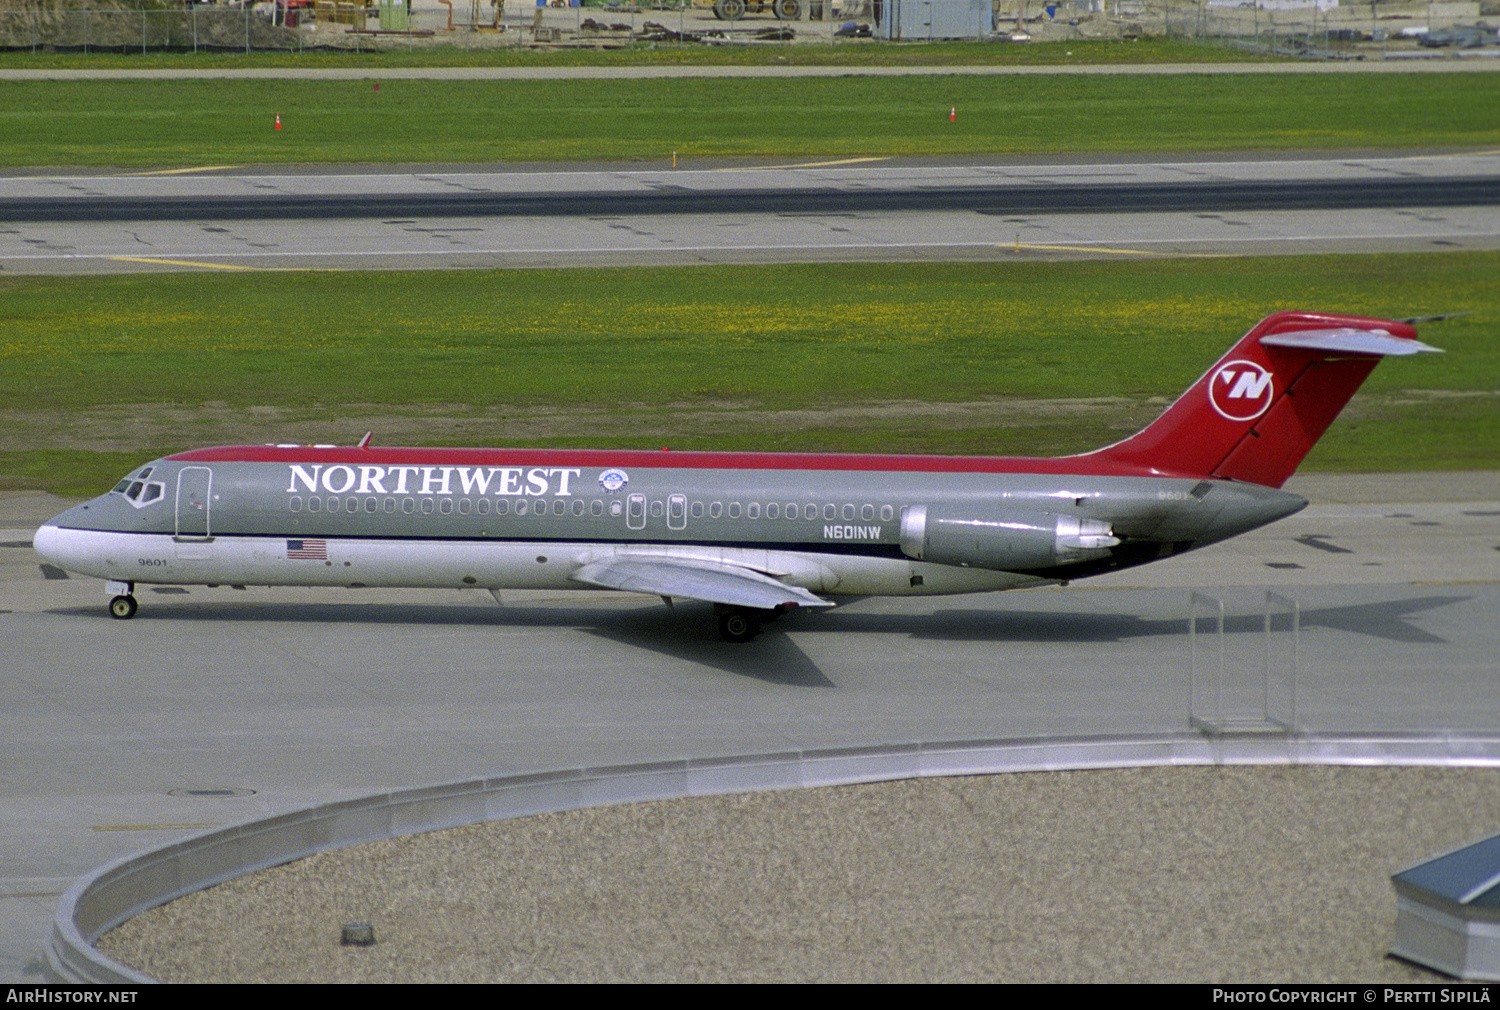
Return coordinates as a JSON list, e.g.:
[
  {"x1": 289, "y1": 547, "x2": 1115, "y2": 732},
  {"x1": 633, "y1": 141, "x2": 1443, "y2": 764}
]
[{"x1": 1209, "y1": 360, "x2": 1274, "y2": 421}]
